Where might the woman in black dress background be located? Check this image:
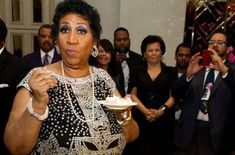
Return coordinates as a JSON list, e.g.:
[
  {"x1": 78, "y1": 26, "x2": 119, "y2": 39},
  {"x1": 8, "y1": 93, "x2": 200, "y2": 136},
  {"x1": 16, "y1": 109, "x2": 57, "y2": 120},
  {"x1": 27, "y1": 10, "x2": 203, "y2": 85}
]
[{"x1": 128, "y1": 35, "x2": 177, "y2": 155}]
